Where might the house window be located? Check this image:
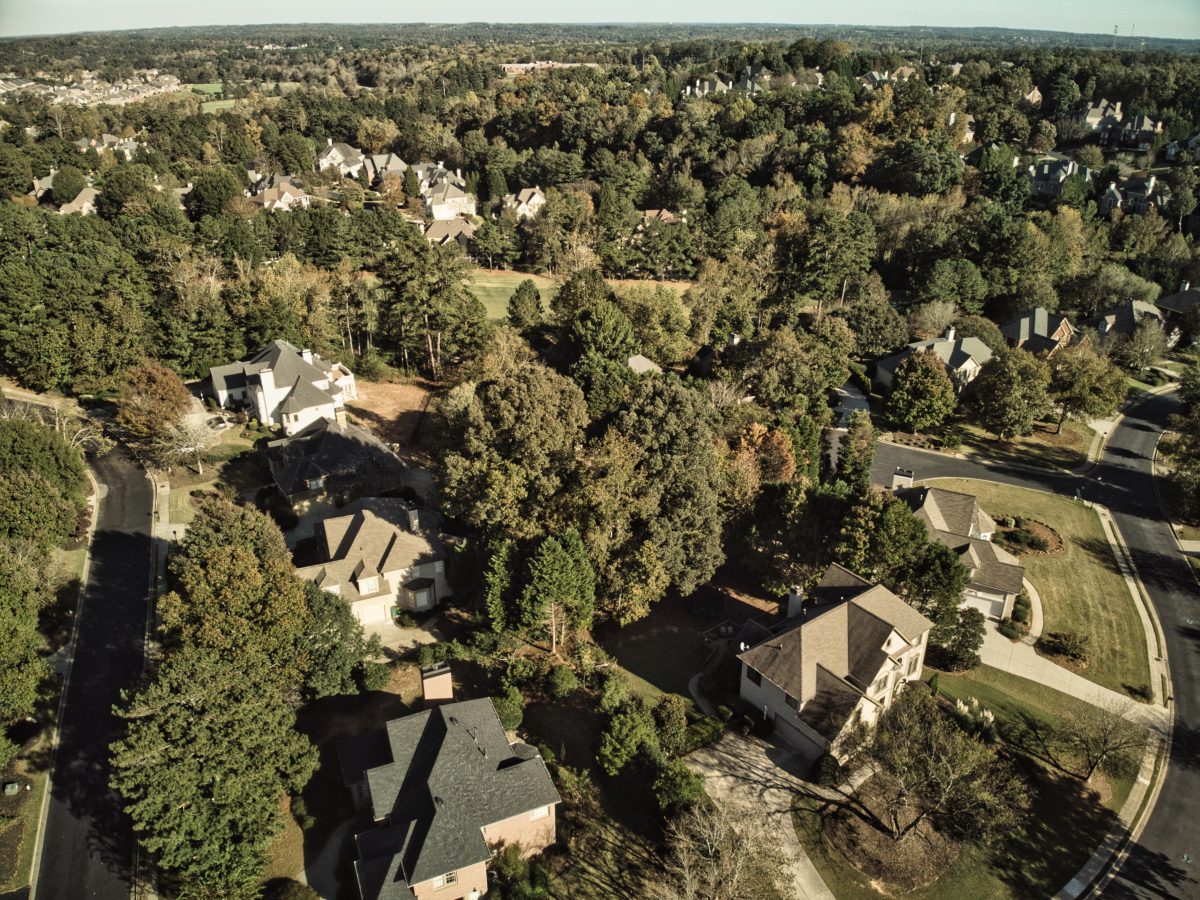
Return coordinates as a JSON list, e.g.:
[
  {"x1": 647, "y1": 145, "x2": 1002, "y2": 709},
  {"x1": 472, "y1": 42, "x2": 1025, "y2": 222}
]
[
  {"x1": 906, "y1": 655, "x2": 919, "y2": 676},
  {"x1": 746, "y1": 667, "x2": 762, "y2": 687},
  {"x1": 530, "y1": 805, "x2": 550, "y2": 820},
  {"x1": 784, "y1": 694, "x2": 800, "y2": 711},
  {"x1": 358, "y1": 576, "x2": 379, "y2": 595},
  {"x1": 434, "y1": 560, "x2": 445, "y2": 574},
  {"x1": 870, "y1": 674, "x2": 889, "y2": 694},
  {"x1": 431, "y1": 871, "x2": 458, "y2": 889}
]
